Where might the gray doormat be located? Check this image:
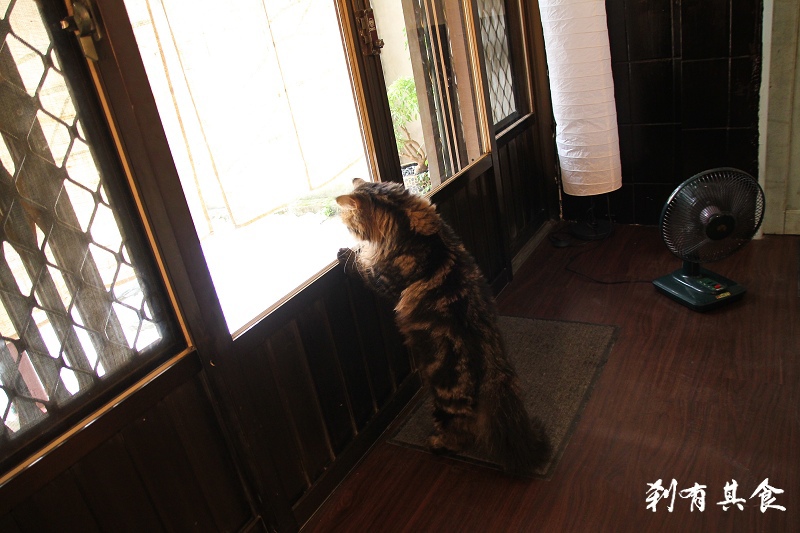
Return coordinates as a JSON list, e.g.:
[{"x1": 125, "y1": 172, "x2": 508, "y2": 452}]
[{"x1": 389, "y1": 316, "x2": 618, "y2": 478}]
